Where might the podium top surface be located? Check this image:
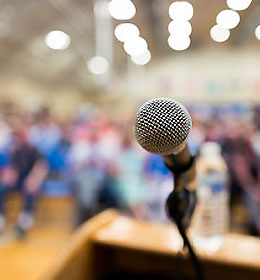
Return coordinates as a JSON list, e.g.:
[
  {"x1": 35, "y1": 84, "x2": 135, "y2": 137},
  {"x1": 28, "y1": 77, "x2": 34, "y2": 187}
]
[{"x1": 92, "y1": 212, "x2": 260, "y2": 270}]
